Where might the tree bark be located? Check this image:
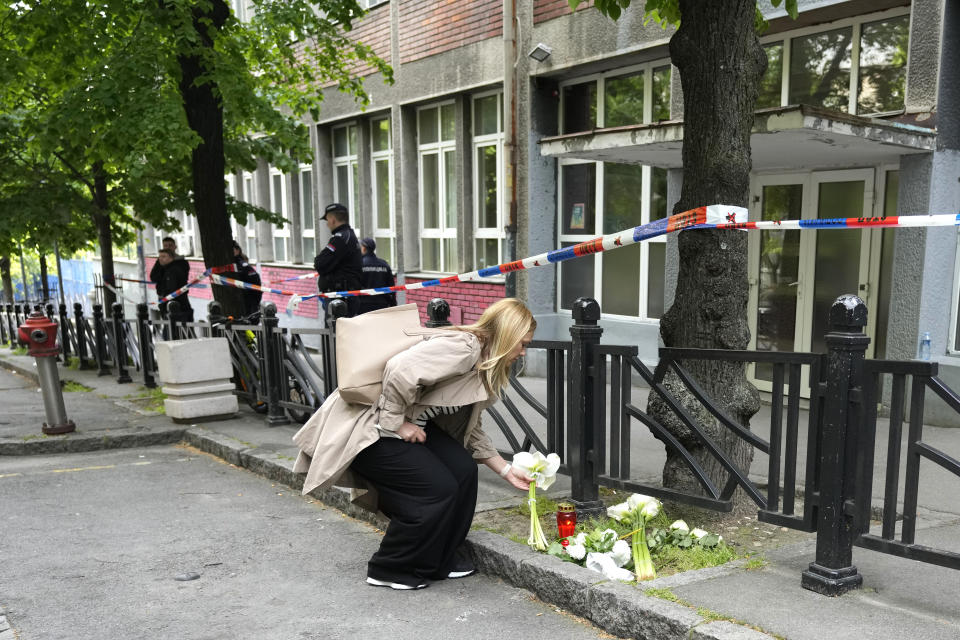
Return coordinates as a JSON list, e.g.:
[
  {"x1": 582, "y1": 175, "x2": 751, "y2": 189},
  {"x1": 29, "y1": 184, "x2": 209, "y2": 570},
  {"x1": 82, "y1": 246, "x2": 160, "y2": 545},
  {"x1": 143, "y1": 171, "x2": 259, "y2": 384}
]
[
  {"x1": 647, "y1": 0, "x2": 765, "y2": 506},
  {"x1": 91, "y1": 162, "x2": 117, "y2": 310},
  {"x1": 0, "y1": 255, "x2": 13, "y2": 303},
  {"x1": 176, "y1": 0, "x2": 246, "y2": 319},
  {"x1": 39, "y1": 253, "x2": 49, "y2": 301}
]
